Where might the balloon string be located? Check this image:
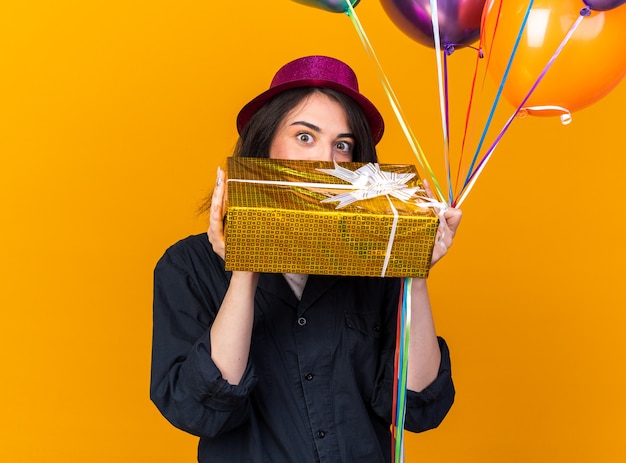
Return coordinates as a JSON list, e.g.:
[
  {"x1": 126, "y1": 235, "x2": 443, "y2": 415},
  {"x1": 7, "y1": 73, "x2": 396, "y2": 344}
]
[
  {"x1": 401, "y1": 278, "x2": 411, "y2": 462},
  {"x1": 391, "y1": 277, "x2": 403, "y2": 463},
  {"x1": 459, "y1": 0, "x2": 534, "y2": 193},
  {"x1": 511, "y1": 9, "x2": 587, "y2": 114},
  {"x1": 454, "y1": 0, "x2": 502, "y2": 196},
  {"x1": 443, "y1": 51, "x2": 453, "y2": 205},
  {"x1": 454, "y1": 112, "x2": 515, "y2": 208},
  {"x1": 521, "y1": 105, "x2": 572, "y2": 124},
  {"x1": 454, "y1": 7, "x2": 588, "y2": 207},
  {"x1": 455, "y1": 48, "x2": 481, "y2": 198},
  {"x1": 481, "y1": 0, "x2": 503, "y2": 92},
  {"x1": 345, "y1": 2, "x2": 447, "y2": 205},
  {"x1": 428, "y1": 0, "x2": 452, "y2": 205},
  {"x1": 455, "y1": 4, "x2": 491, "y2": 199},
  {"x1": 393, "y1": 277, "x2": 411, "y2": 463}
]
